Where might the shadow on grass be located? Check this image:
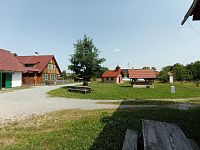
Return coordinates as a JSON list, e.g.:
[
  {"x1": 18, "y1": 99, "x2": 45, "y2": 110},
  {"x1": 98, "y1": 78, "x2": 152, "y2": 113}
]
[
  {"x1": 97, "y1": 100, "x2": 178, "y2": 106},
  {"x1": 61, "y1": 86, "x2": 70, "y2": 90},
  {"x1": 119, "y1": 85, "x2": 132, "y2": 88},
  {"x1": 89, "y1": 100, "x2": 200, "y2": 150}
]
